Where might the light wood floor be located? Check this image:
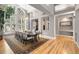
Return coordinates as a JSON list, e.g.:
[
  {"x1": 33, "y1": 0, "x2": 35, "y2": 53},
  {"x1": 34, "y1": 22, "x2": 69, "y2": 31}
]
[
  {"x1": 32, "y1": 35, "x2": 79, "y2": 54},
  {"x1": 0, "y1": 35, "x2": 79, "y2": 54},
  {"x1": 0, "y1": 39, "x2": 13, "y2": 54},
  {"x1": 3, "y1": 35, "x2": 48, "y2": 54}
]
